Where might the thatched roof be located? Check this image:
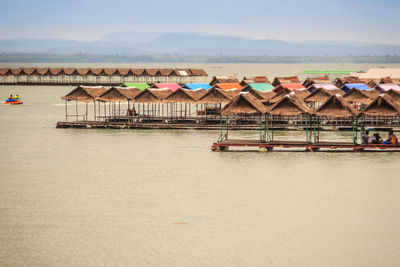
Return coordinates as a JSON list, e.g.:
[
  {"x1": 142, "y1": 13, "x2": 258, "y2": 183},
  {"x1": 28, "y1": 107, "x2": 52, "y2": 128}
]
[
  {"x1": 385, "y1": 89, "x2": 400, "y2": 102},
  {"x1": 185, "y1": 88, "x2": 207, "y2": 101},
  {"x1": 96, "y1": 87, "x2": 140, "y2": 102},
  {"x1": 133, "y1": 88, "x2": 173, "y2": 103},
  {"x1": 159, "y1": 68, "x2": 174, "y2": 76},
  {"x1": 315, "y1": 95, "x2": 358, "y2": 118},
  {"x1": 221, "y1": 93, "x2": 268, "y2": 116},
  {"x1": 10, "y1": 68, "x2": 22, "y2": 75},
  {"x1": 363, "y1": 89, "x2": 381, "y2": 99},
  {"x1": 189, "y1": 69, "x2": 208, "y2": 76},
  {"x1": 272, "y1": 76, "x2": 300, "y2": 86},
  {"x1": 163, "y1": 88, "x2": 196, "y2": 103},
  {"x1": 268, "y1": 92, "x2": 312, "y2": 116},
  {"x1": 0, "y1": 68, "x2": 8, "y2": 75},
  {"x1": 302, "y1": 76, "x2": 331, "y2": 87},
  {"x1": 269, "y1": 88, "x2": 310, "y2": 105},
  {"x1": 209, "y1": 76, "x2": 240, "y2": 86},
  {"x1": 380, "y1": 77, "x2": 393, "y2": 84},
  {"x1": 61, "y1": 86, "x2": 107, "y2": 102},
  {"x1": 304, "y1": 88, "x2": 345, "y2": 103},
  {"x1": 0, "y1": 67, "x2": 207, "y2": 77},
  {"x1": 343, "y1": 88, "x2": 373, "y2": 103},
  {"x1": 246, "y1": 88, "x2": 276, "y2": 101},
  {"x1": 240, "y1": 76, "x2": 270, "y2": 86},
  {"x1": 361, "y1": 94, "x2": 400, "y2": 116},
  {"x1": 197, "y1": 87, "x2": 234, "y2": 104}
]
